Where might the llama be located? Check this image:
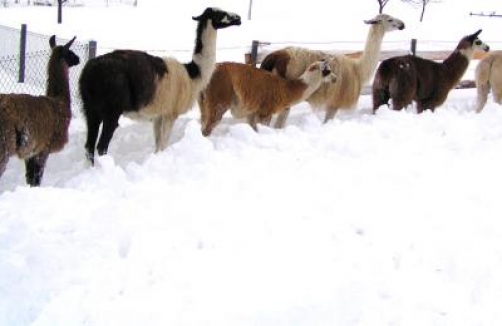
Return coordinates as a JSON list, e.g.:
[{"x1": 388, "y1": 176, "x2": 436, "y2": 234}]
[
  {"x1": 260, "y1": 14, "x2": 405, "y2": 128},
  {"x1": 79, "y1": 7, "x2": 241, "y2": 164},
  {"x1": 373, "y1": 30, "x2": 489, "y2": 113},
  {"x1": 0, "y1": 35, "x2": 80, "y2": 187},
  {"x1": 198, "y1": 60, "x2": 336, "y2": 136},
  {"x1": 475, "y1": 51, "x2": 502, "y2": 113}
]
